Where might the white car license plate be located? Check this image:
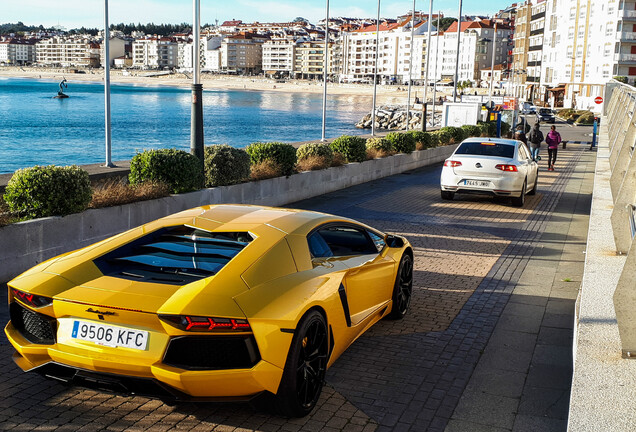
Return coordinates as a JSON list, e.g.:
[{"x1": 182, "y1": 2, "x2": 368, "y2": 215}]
[
  {"x1": 464, "y1": 180, "x2": 490, "y2": 187},
  {"x1": 72, "y1": 320, "x2": 149, "y2": 350}
]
